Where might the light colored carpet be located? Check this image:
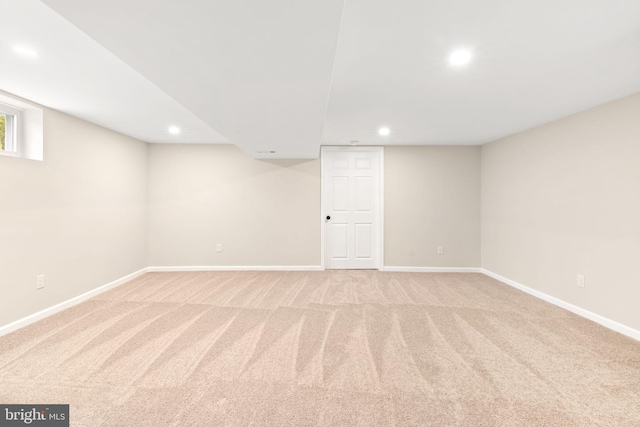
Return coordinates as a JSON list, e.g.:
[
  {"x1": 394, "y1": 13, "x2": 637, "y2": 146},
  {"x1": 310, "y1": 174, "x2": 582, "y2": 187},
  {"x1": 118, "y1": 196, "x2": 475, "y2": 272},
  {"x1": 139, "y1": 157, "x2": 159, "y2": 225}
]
[{"x1": 1, "y1": 271, "x2": 639, "y2": 426}]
